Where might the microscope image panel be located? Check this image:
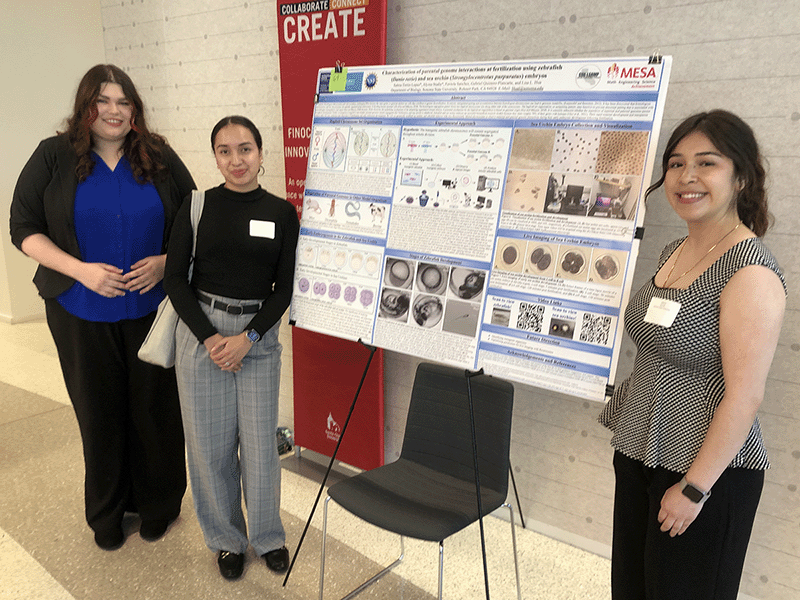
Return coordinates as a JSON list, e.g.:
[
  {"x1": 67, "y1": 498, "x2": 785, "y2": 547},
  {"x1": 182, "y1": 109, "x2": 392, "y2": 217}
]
[
  {"x1": 550, "y1": 130, "x2": 601, "y2": 174},
  {"x1": 502, "y1": 170, "x2": 549, "y2": 213},
  {"x1": 508, "y1": 128, "x2": 556, "y2": 171},
  {"x1": 596, "y1": 130, "x2": 650, "y2": 175}
]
